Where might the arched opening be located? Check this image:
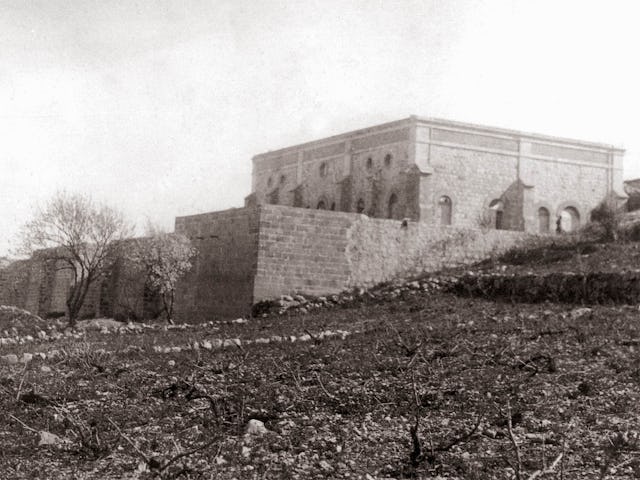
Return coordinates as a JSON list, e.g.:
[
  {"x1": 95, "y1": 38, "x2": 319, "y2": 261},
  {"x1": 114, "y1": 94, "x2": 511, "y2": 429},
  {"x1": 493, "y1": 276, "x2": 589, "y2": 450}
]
[
  {"x1": 384, "y1": 153, "x2": 393, "y2": 168},
  {"x1": 317, "y1": 200, "x2": 326, "y2": 210},
  {"x1": 319, "y1": 162, "x2": 327, "y2": 177},
  {"x1": 387, "y1": 193, "x2": 398, "y2": 219},
  {"x1": 356, "y1": 198, "x2": 365, "y2": 214},
  {"x1": 560, "y1": 206, "x2": 580, "y2": 233},
  {"x1": 330, "y1": 202, "x2": 336, "y2": 211},
  {"x1": 489, "y1": 199, "x2": 504, "y2": 230},
  {"x1": 366, "y1": 157, "x2": 373, "y2": 170},
  {"x1": 538, "y1": 207, "x2": 550, "y2": 233},
  {"x1": 438, "y1": 196, "x2": 452, "y2": 225}
]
